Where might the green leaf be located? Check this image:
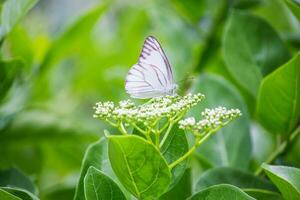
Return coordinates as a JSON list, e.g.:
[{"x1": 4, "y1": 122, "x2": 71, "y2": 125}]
[
  {"x1": 0, "y1": 119, "x2": 97, "y2": 175},
  {"x1": 108, "y1": 135, "x2": 171, "y2": 199},
  {"x1": 39, "y1": 2, "x2": 110, "y2": 73},
  {"x1": 223, "y1": 11, "x2": 290, "y2": 97},
  {"x1": 42, "y1": 186, "x2": 74, "y2": 200},
  {"x1": 190, "y1": 74, "x2": 251, "y2": 169},
  {"x1": 0, "y1": 0, "x2": 38, "y2": 40},
  {"x1": 285, "y1": 0, "x2": 300, "y2": 21},
  {"x1": 256, "y1": 54, "x2": 300, "y2": 134},
  {"x1": 244, "y1": 189, "x2": 283, "y2": 200},
  {"x1": 0, "y1": 168, "x2": 36, "y2": 194},
  {"x1": 195, "y1": 167, "x2": 277, "y2": 192},
  {"x1": 250, "y1": 123, "x2": 277, "y2": 169},
  {"x1": 6, "y1": 27, "x2": 34, "y2": 69},
  {"x1": 232, "y1": 0, "x2": 260, "y2": 9},
  {"x1": 159, "y1": 168, "x2": 191, "y2": 200},
  {"x1": 284, "y1": 136, "x2": 300, "y2": 167},
  {"x1": 194, "y1": 167, "x2": 283, "y2": 199},
  {"x1": 148, "y1": 2, "x2": 199, "y2": 82},
  {"x1": 0, "y1": 188, "x2": 21, "y2": 200},
  {"x1": 161, "y1": 126, "x2": 188, "y2": 189},
  {"x1": 83, "y1": 166, "x2": 126, "y2": 200},
  {"x1": 1, "y1": 187, "x2": 39, "y2": 200},
  {"x1": 263, "y1": 164, "x2": 300, "y2": 200},
  {"x1": 187, "y1": 184, "x2": 255, "y2": 200},
  {"x1": 169, "y1": 0, "x2": 206, "y2": 24},
  {"x1": 0, "y1": 59, "x2": 23, "y2": 101},
  {"x1": 74, "y1": 138, "x2": 111, "y2": 200}
]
